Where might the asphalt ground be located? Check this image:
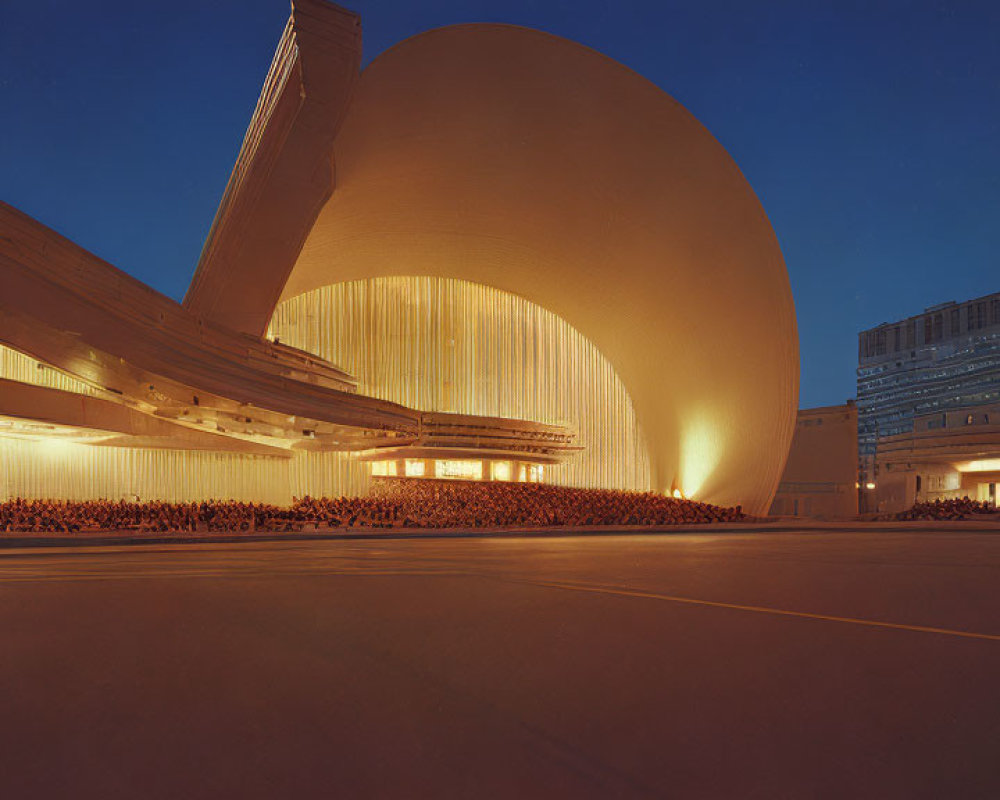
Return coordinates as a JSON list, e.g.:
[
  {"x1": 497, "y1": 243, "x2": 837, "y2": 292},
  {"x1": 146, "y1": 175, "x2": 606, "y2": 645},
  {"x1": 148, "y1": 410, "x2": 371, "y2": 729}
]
[{"x1": 1, "y1": 530, "x2": 998, "y2": 798}]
